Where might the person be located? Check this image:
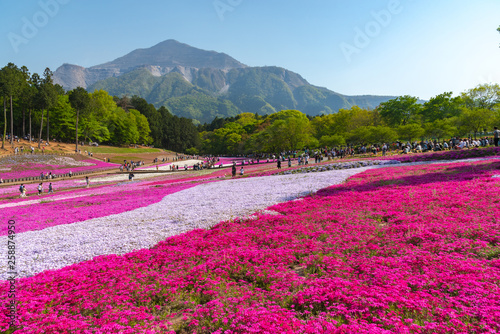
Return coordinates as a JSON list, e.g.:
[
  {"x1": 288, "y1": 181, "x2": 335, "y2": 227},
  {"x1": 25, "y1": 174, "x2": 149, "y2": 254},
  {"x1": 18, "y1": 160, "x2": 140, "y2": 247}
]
[
  {"x1": 240, "y1": 166, "x2": 244, "y2": 175},
  {"x1": 19, "y1": 184, "x2": 25, "y2": 197},
  {"x1": 129, "y1": 172, "x2": 134, "y2": 181},
  {"x1": 48, "y1": 183, "x2": 53, "y2": 194},
  {"x1": 69, "y1": 170, "x2": 72, "y2": 178},
  {"x1": 288, "y1": 156, "x2": 292, "y2": 168},
  {"x1": 231, "y1": 162, "x2": 236, "y2": 177},
  {"x1": 277, "y1": 159, "x2": 281, "y2": 169},
  {"x1": 85, "y1": 176, "x2": 90, "y2": 188},
  {"x1": 37, "y1": 183, "x2": 43, "y2": 195},
  {"x1": 494, "y1": 127, "x2": 500, "y2": 147}
]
